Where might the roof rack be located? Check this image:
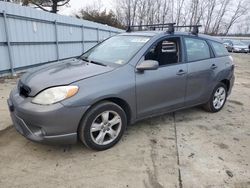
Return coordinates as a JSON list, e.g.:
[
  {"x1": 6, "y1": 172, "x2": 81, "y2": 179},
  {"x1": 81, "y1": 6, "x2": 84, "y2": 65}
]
[
  {"x1": 126, "y1": 23, "x2": 202, "y2": 35},
  {"x1": 126, "y1": 23, "x2": 176, "y2": 33}
]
